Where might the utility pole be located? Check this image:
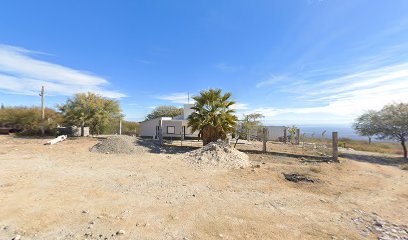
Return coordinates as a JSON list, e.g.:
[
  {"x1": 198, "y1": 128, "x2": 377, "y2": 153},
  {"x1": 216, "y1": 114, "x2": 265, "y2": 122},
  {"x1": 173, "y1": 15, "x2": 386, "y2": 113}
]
[
  {"x1": 40, "y1": 86, "x2": 45, "y2": 120},
  {"x1": 39, "y1": 86, "x2": 45, "y2": 136},
  {"x1": 187, "y1": 92, "x2": 190, "y2": 104}
]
